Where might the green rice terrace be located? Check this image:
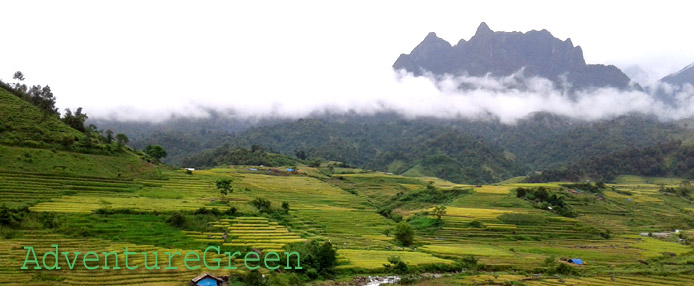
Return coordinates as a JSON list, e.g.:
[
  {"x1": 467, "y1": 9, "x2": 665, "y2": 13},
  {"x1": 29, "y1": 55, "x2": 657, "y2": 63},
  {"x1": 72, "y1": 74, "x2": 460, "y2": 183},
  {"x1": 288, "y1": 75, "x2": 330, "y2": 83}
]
[{"x1": 2, "y1": 158, "x2": 694, "y2": 285}]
